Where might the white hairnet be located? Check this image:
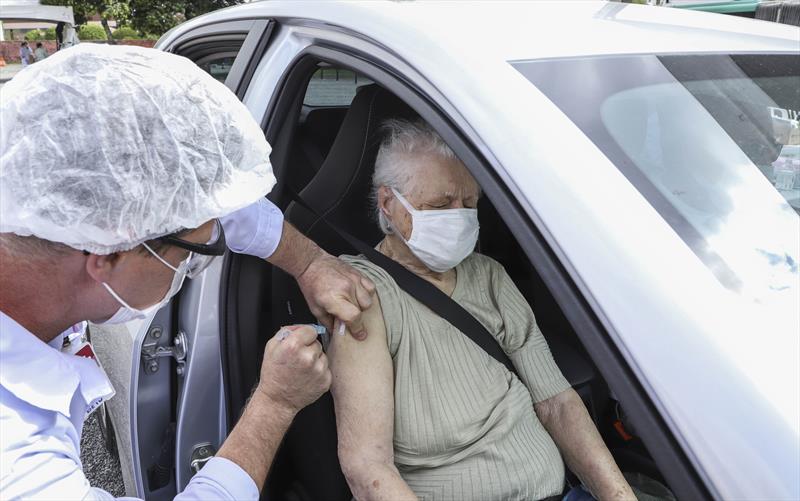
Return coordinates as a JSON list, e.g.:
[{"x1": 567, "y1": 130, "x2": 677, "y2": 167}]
[{"x1": 0, "y1": 43, "x2": 275, "y2": 254}]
